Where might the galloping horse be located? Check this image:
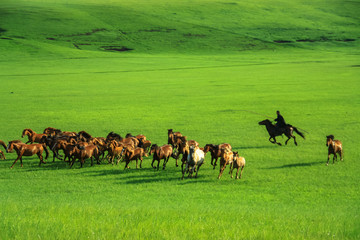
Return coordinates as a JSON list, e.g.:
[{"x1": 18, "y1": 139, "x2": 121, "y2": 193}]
[
  {"x1": 203, "y1": 143, "x2": 232, "y2": 169},
  {"x1": 258, "y1": 119, "x2": 305, "y2": 146},
  {"x1": 326, "y1": 135, "x2": 343, "y2": 165},
  {"x1": 7, "y1": 141, "x2": 49, "y2": 168},
  {"x1": 22, "y1": 128, "x2": 47, "y2": 144},
  {"x1": 149, "y1": 144, "x2": 173, "y2": 170},
  {"x1": 182, "y1": 145, "x2": 205, "y2": 179},
  {"x1": 0, "y1": 140, "x2": 6, "y2": 159}
]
